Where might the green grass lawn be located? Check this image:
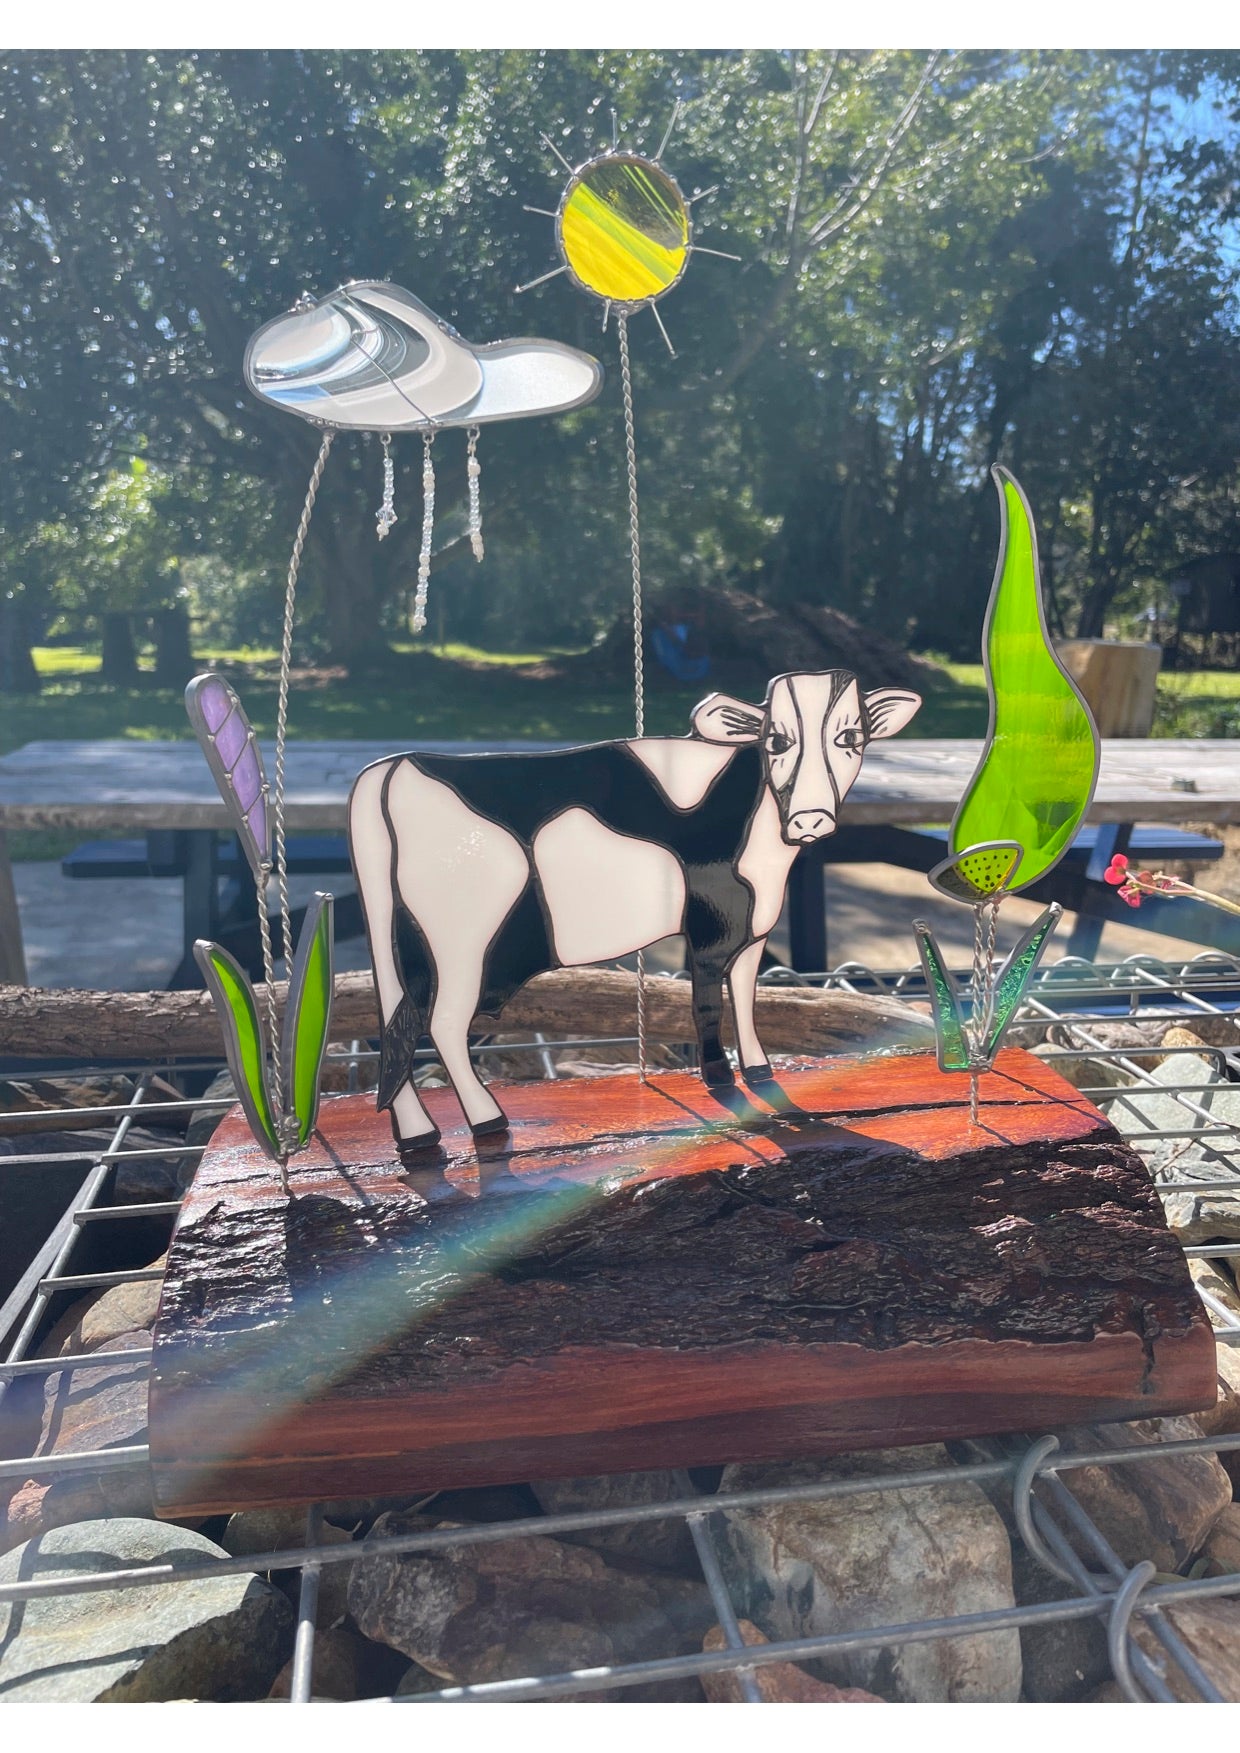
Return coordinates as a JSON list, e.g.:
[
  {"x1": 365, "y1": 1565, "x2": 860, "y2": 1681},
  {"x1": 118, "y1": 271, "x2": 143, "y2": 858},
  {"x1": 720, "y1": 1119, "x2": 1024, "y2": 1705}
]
[{"x1": 2, "y1": 642, "x2": 991, "y2": 754}]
